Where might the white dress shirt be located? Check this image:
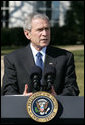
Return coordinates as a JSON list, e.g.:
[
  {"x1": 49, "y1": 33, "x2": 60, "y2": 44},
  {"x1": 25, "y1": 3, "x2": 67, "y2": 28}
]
[{"x1": 30, "y1": 43, "x2": 46, "y2": 65}]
